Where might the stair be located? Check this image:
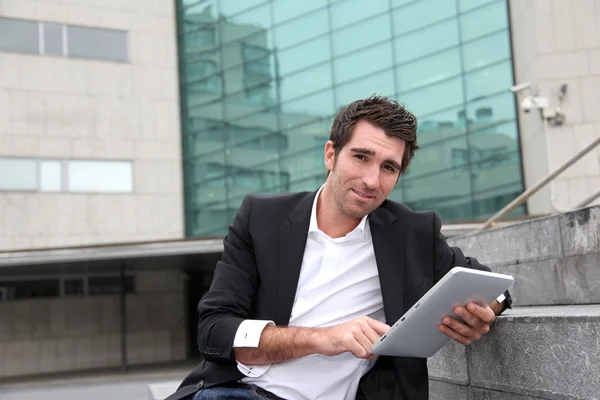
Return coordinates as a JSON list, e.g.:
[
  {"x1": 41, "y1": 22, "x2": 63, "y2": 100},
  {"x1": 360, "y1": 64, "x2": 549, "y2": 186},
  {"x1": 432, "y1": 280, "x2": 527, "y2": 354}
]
[{"x1": 428, "y1": 205, "x2": 600, "y2": 399}]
